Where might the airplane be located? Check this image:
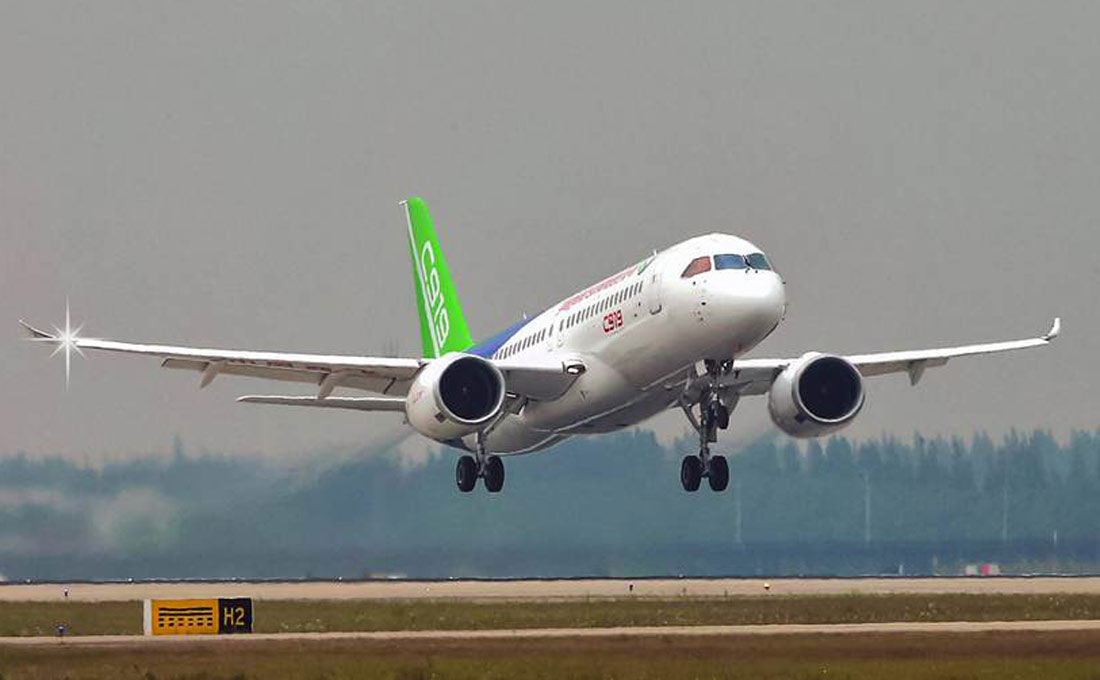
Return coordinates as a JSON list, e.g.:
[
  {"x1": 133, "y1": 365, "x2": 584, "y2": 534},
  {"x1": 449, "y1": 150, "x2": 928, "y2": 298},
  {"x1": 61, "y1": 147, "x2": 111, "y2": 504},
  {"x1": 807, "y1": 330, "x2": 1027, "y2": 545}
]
[{"x1": 22, "y1": 197, "x2": 1061, "y2": 493}]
